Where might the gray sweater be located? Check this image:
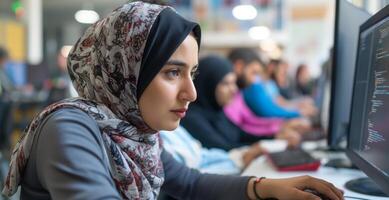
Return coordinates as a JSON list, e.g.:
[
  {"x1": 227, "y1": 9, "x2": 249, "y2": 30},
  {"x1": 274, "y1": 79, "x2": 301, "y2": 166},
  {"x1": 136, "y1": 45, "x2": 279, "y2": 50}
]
[{"x1": 20, "y1": 108, "x2": 251, "y2": 200}]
